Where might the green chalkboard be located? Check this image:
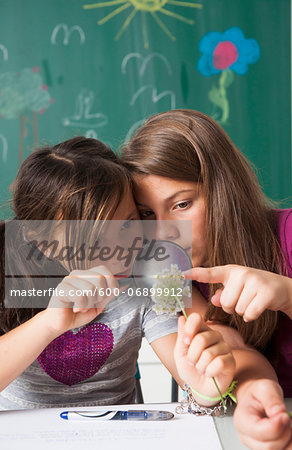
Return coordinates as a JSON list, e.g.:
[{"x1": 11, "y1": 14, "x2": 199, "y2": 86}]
[{"x1": 0, "y1": 0, "x2": 291, "y2": 217}]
